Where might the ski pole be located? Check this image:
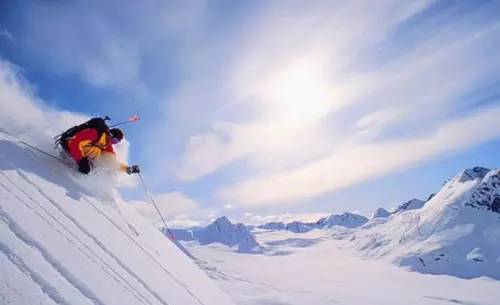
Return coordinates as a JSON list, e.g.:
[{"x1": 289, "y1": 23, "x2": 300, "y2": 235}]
[
  {"x1": 137, "y1": 172, "x2": 176, "y2": 240},
  {"x1": 109, "y1": 115, "x2": 140, "y2": 128}
]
